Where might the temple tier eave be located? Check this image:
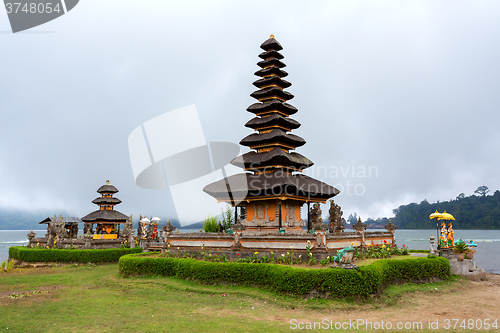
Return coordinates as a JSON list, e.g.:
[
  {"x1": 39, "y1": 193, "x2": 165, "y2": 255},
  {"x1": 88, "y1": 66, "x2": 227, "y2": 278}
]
[
  {"x1": 230, "y1": 148, "x2": 313, "y2": 170},
  {"x1": 245, "y1": 114, "x2": 300, "y2": 131},
  {"x1": 246, "y1": 100, "x2": 298, "y2": 116},
  {"x1": 203, "y1": 172, "x2": 339, "y2": 202},
  {"x1": 240, "y1": 129, "x2": 306, "y2": 148},
  {"x1": 81, "y1": 209, "x2": 129, "y2": 223}
]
